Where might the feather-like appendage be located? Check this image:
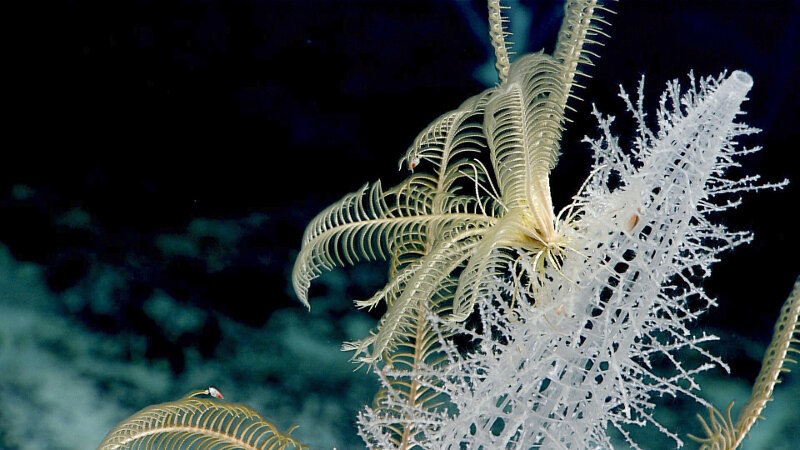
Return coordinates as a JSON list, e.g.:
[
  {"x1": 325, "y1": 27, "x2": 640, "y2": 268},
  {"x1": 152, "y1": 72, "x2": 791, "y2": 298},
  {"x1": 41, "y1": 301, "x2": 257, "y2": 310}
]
[
  {"x1": 98, "y1": 389, "x2": 307, "y2": 450},
  {"x1": 357, "y1": 296, "x2": 458, "y2": 449},
  {"x1": 293, "y1": 89, "x2": 503, "y2": 363},
  {"x1": 291, "y1": 180, "x2": 495, "y2": 309},
  {"x1": 554, "y1": 0, "x2": 615, "y2": 104},
  {"x1": 691, "y1": 276, "x2": 800, "y2": 450},
  {"x1": 344, "y1": 227, "x2": 484, "y2": 362}
]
